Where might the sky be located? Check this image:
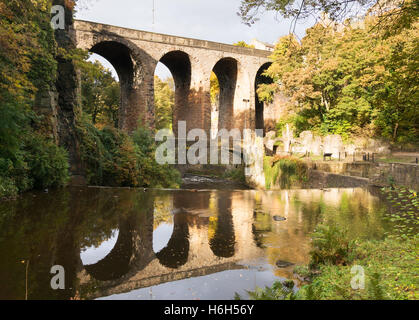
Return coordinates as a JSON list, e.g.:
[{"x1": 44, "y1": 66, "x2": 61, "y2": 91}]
[{"x1": 74, "y1": 0, "x2": 314, "y2": 79}]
